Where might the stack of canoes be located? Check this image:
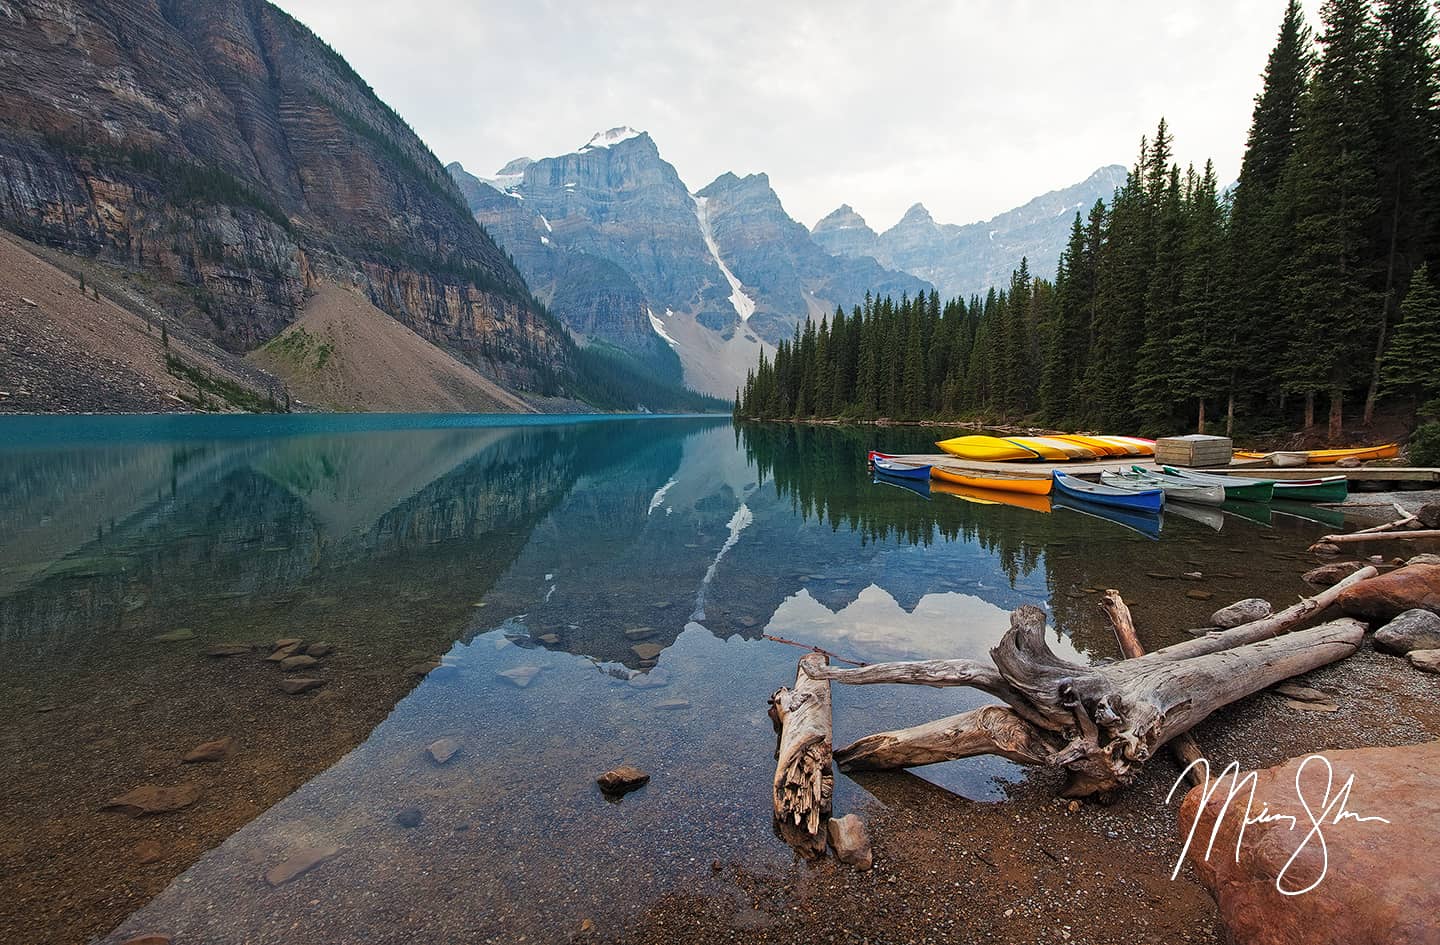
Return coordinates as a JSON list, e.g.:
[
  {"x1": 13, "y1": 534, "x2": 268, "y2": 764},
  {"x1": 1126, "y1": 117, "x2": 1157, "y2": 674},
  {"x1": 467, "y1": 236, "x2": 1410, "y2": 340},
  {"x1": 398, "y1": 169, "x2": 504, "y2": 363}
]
[{"x1": 935, "y1": 434, "x2": 1155, "y2": 462}]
